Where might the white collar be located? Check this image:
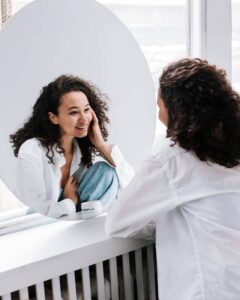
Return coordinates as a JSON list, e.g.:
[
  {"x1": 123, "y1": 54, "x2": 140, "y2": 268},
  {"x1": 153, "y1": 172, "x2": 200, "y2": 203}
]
[{"x1": 52, "y1": 139, "x2": 82, "y2": 174}]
